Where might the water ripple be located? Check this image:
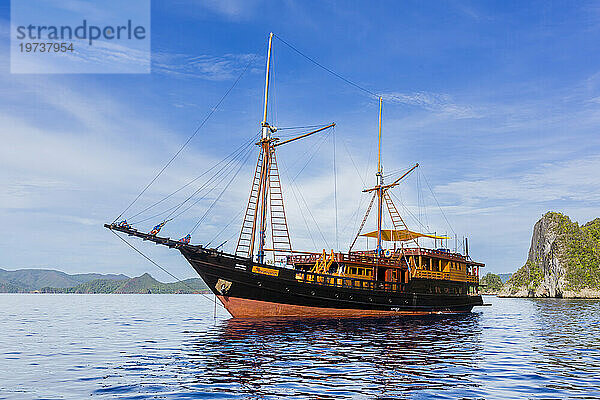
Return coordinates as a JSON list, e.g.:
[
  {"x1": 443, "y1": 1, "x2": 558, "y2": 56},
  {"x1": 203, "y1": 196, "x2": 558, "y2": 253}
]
[{"x1": 1, "y1": 294, "x2": 599, "y2": 399}]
